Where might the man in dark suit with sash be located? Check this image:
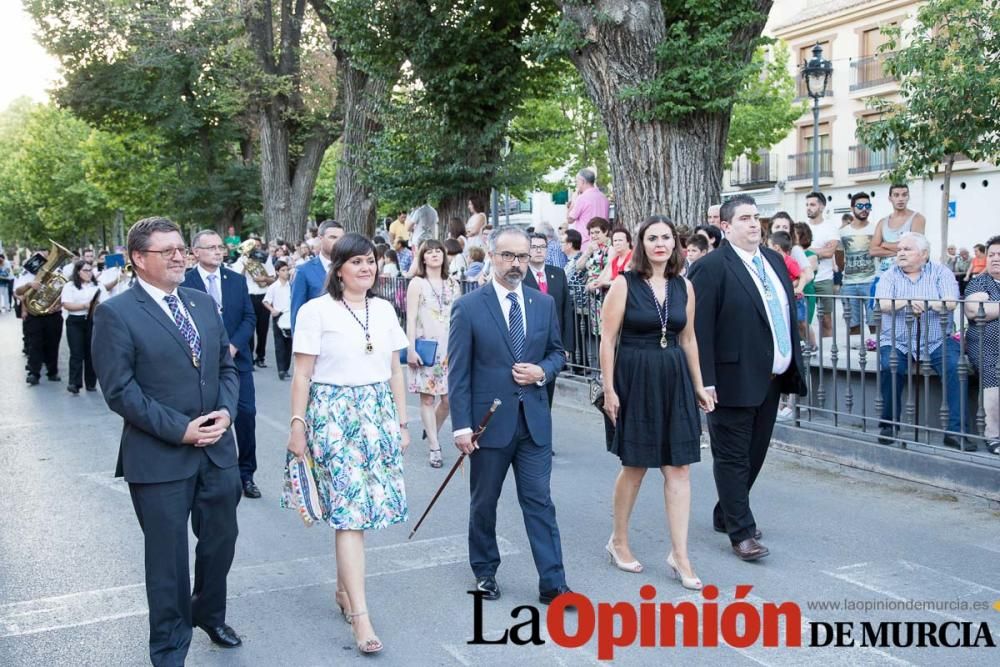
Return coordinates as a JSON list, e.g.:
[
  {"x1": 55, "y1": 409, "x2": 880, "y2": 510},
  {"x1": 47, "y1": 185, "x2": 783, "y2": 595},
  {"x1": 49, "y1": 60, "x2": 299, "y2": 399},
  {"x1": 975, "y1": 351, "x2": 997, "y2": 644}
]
[
  {"x1": 688, "y1": 195, "x2": 807, "y2": 562},
  {"x1": 448, "y1": 226, "x2": 571, "y2": 604},
  {"x1": 93, "y1": 217, "x2": 243, "y2": 666}
]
